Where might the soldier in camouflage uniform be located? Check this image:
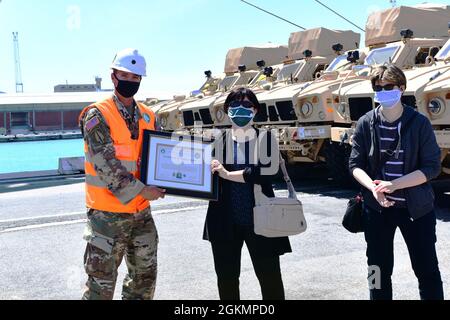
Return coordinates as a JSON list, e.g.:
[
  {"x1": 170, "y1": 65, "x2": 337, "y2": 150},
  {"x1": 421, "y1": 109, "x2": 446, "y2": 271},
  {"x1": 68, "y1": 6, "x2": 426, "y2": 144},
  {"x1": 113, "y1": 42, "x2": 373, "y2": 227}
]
[{"x1": 79, "y1": 49, "x2": 165, "y2": 300}]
